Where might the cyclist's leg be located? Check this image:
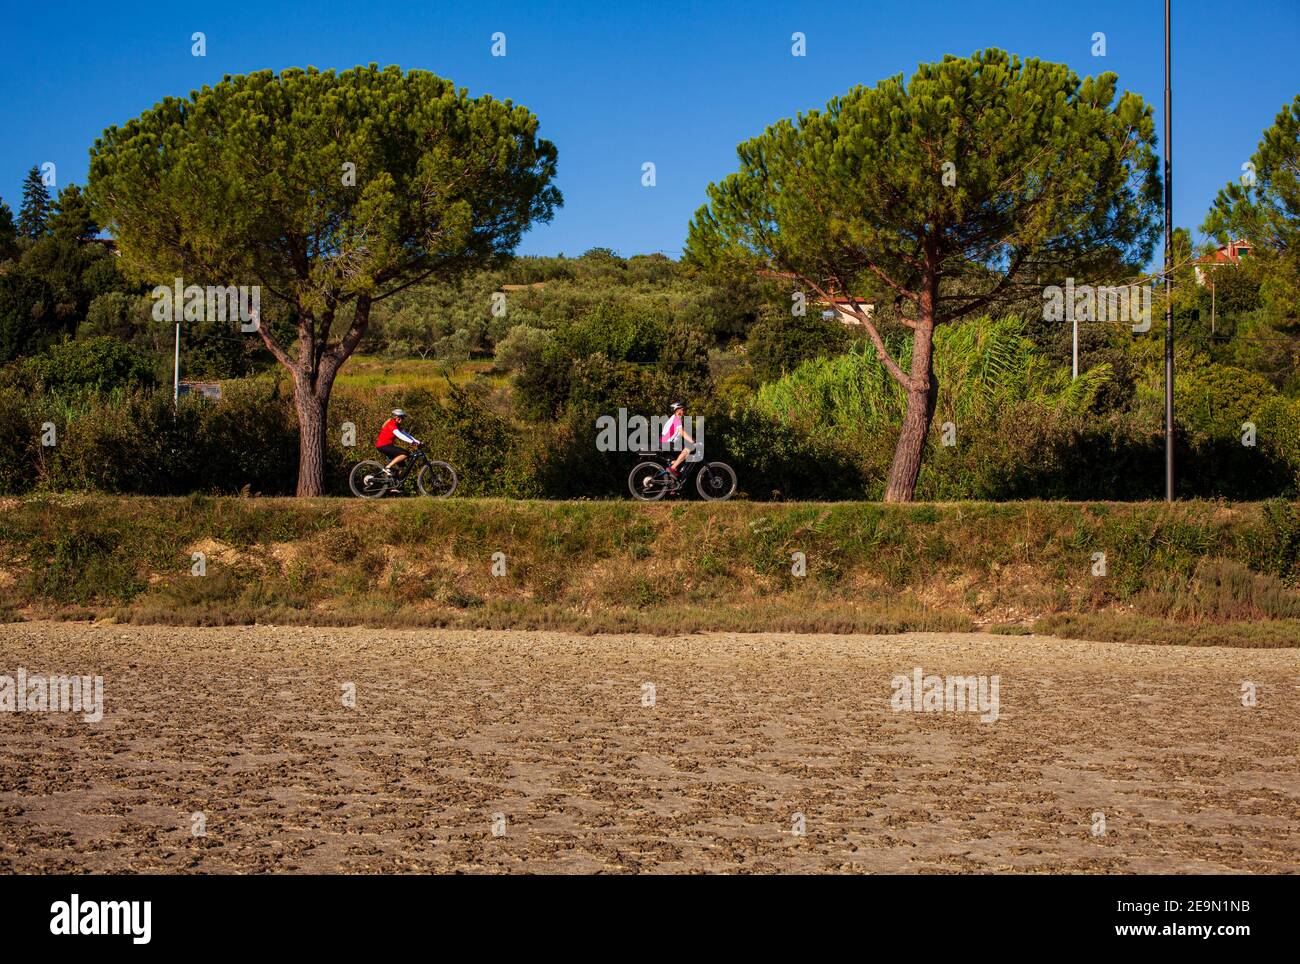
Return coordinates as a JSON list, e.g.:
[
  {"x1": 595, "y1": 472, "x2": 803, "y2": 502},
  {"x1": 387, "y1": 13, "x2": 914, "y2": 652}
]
[{"x1": 377, "y1": 444, "x2": 406, "y2": 473}]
